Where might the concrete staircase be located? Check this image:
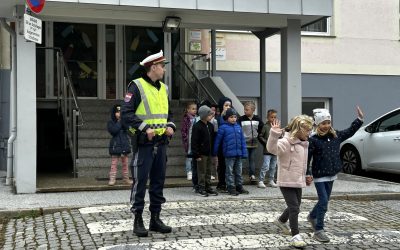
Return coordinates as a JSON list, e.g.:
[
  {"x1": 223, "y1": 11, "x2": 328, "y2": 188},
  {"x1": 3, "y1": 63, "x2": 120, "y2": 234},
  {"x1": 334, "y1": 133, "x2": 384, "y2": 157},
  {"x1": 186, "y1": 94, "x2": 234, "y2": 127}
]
[{"x1": 76, "y1": 99, "x2": 186, "y2": 179}]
